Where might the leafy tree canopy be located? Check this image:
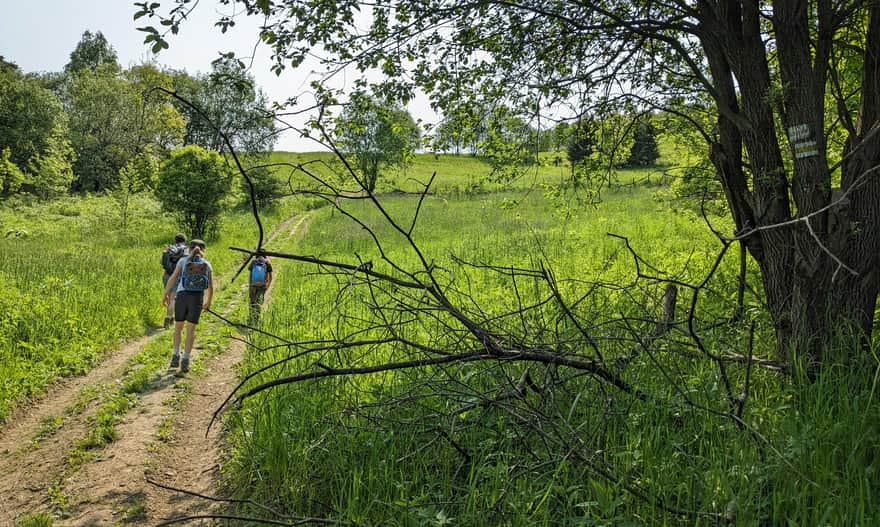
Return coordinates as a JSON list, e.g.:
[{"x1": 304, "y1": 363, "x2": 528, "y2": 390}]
[
  {"x1": 64, "y1": 30, "x2": 119, "y2": 74},
  {"x1": 0, "y1": 67, "x2": 75, "y2": 197},
  {"x1": 334, "y1": 91, "x2": 420, "y2": 192},
  {"x1": 155, "y1": 144, "x2": 233, "y2": 239},
  {"x1": 67, "y1": 62, "x2": 184, "y2": 192},
  {"x1": 169, "y1": 60, "x2": 277, "y2": 154},
  {"x1": 0, "y1": 56, "x2": 19, "y2": 75},
  {"x1": 567, "y1": 120, "x2": 596, "y2": 165},
  {"x1": 625, "y1": 119, "x2": 660, "y2": 167}
]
